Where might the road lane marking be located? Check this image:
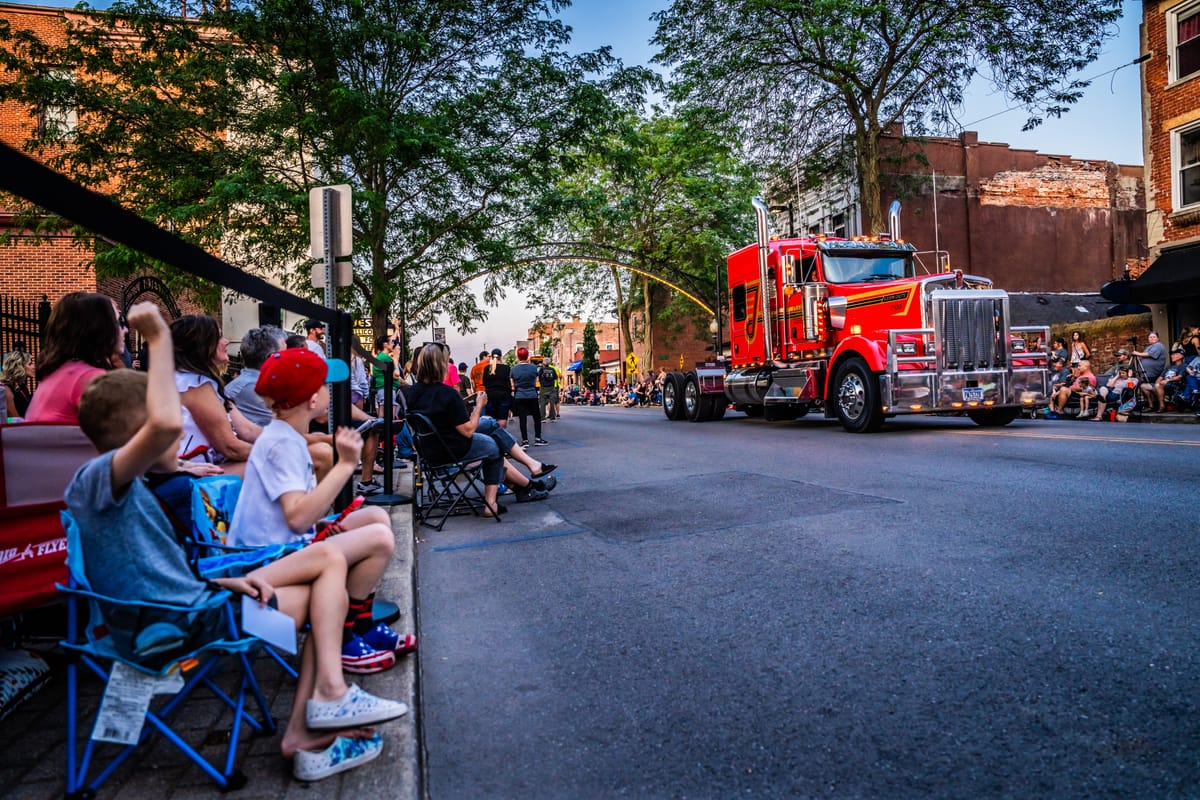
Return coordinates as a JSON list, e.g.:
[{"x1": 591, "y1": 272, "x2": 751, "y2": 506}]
[{"x1": 949, "y1": 429, "x2": 1200, "y2": 447}]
